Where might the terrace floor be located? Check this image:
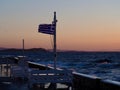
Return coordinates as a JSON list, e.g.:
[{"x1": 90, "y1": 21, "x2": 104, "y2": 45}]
[{"x1": 0, "y1": 80, "x2": 70, "y2": 90}]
